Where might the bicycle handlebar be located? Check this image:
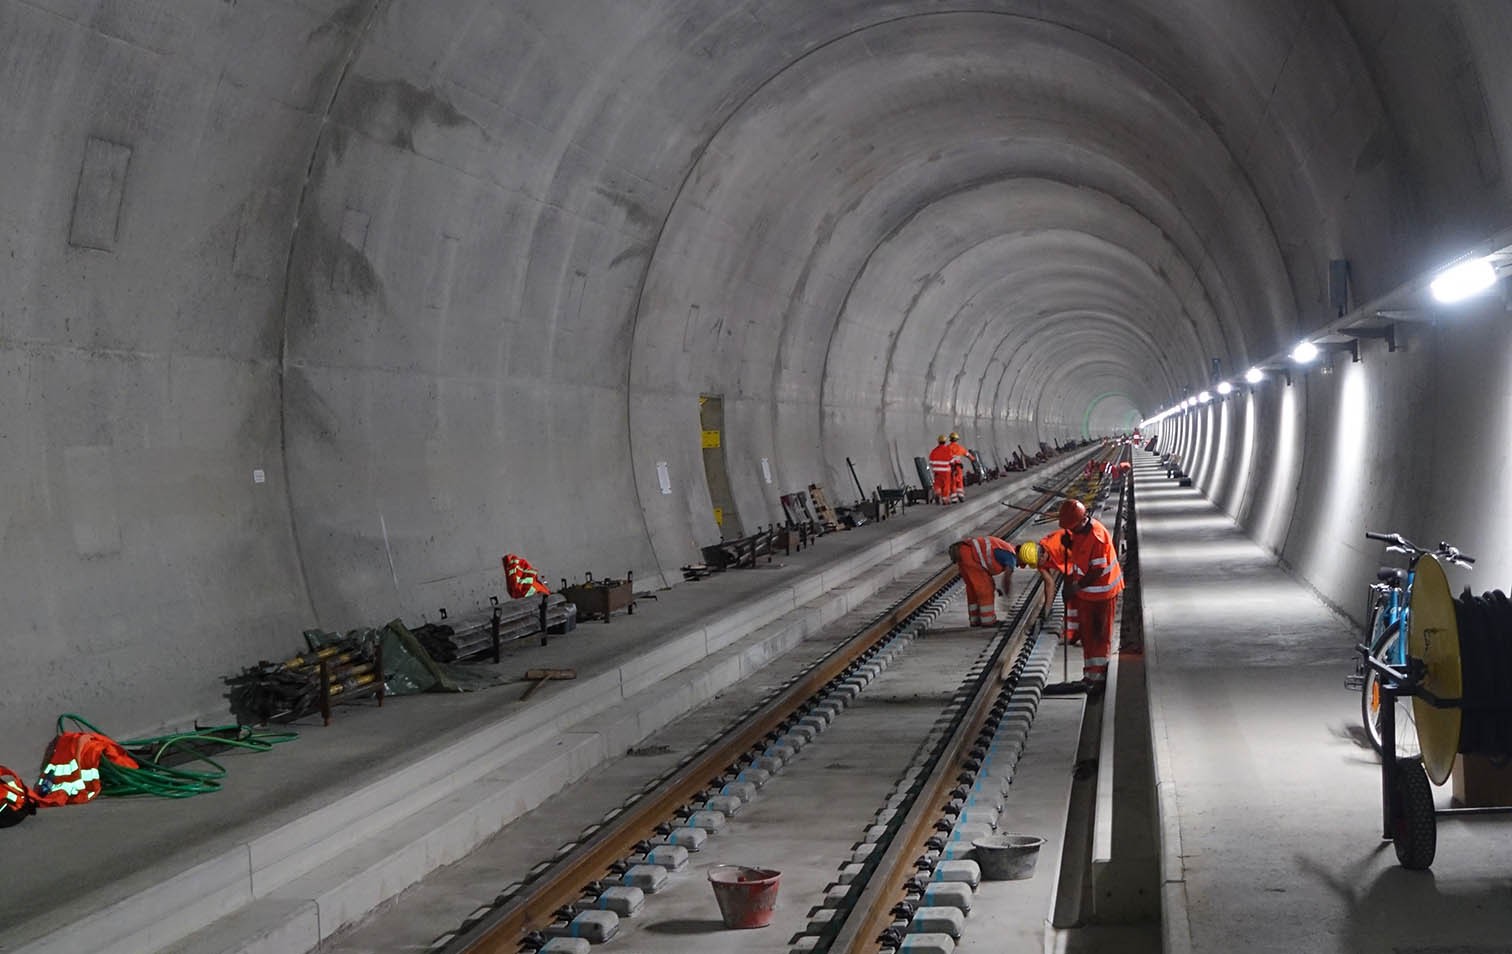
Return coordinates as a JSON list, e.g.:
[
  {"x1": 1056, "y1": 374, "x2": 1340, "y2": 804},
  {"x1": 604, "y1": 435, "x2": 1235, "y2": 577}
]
[{"x1": 1364, "y1": 530, "x2": 1475, "y2": 566}]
